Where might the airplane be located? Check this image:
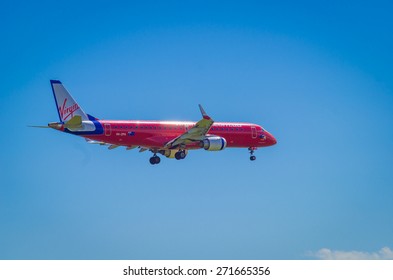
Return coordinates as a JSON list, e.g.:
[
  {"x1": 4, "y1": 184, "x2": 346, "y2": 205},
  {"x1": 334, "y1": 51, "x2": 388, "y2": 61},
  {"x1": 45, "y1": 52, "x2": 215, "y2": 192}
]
[{"x1": 33, "y1": 80, "x2": 277, "y2": 164}]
